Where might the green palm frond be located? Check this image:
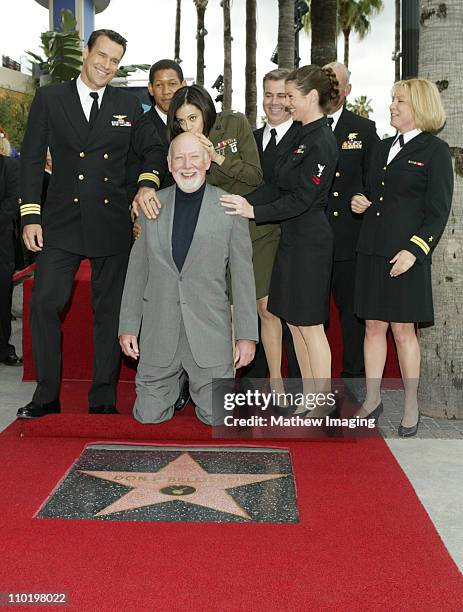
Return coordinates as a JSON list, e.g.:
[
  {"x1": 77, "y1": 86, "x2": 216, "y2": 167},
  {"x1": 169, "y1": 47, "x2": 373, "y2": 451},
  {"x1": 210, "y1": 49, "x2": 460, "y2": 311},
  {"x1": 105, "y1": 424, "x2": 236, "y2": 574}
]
[{"x1": 25, "y1": 8, "x2": 82, "y2": 84}]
